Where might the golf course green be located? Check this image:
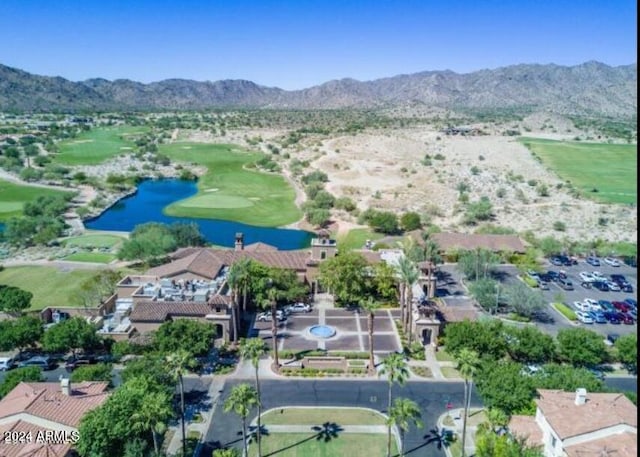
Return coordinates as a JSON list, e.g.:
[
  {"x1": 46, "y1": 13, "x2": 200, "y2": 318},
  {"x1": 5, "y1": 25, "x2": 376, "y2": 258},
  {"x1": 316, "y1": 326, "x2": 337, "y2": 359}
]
[
  {"x1": 55, "y1": 125, "x2": 148, "y2": 165},
  {"x1": 0, "y1": 179, "x2": 70, "y2": 221},
  {"x1": 160, "y1": 143, "x2": 302, "y2": 227}
]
